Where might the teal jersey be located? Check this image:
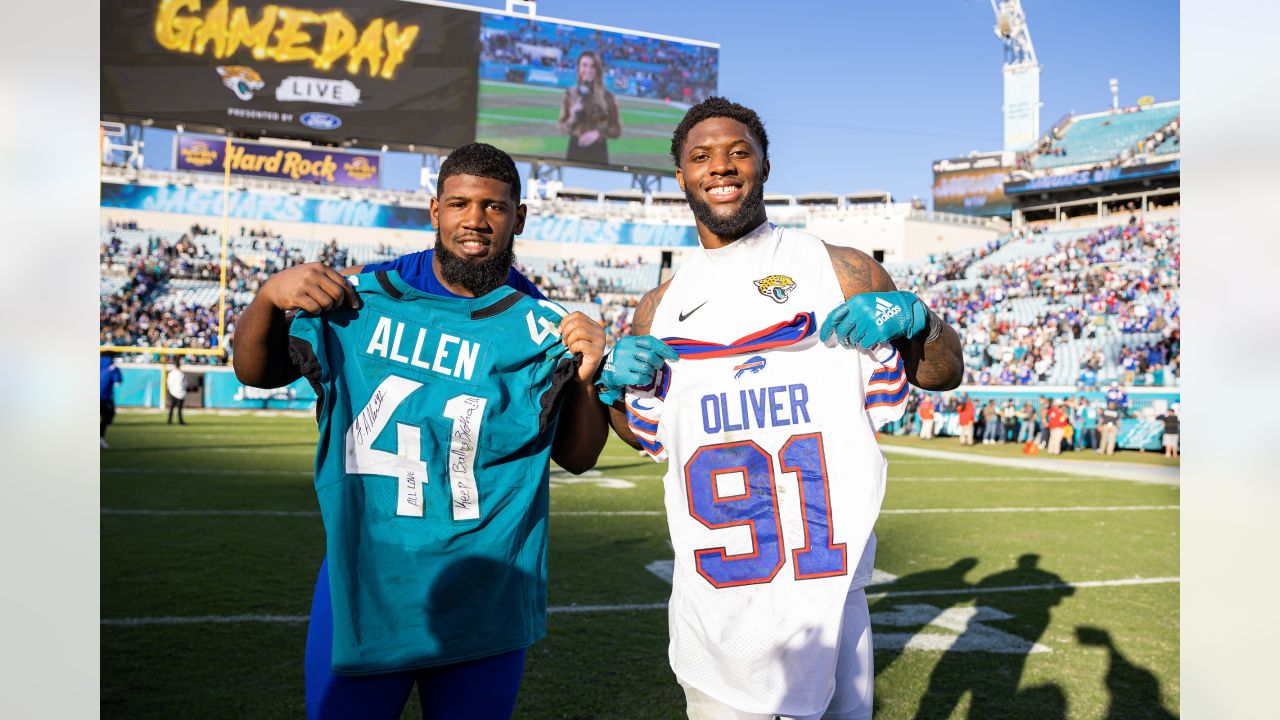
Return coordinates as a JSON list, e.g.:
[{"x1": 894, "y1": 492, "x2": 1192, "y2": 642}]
[{"x1": 288, "y1": 270, "x2": 577, "y2": 674}]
